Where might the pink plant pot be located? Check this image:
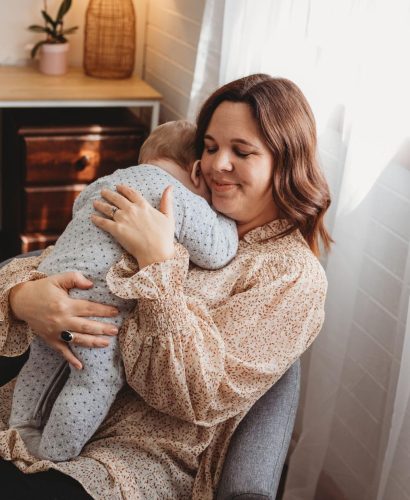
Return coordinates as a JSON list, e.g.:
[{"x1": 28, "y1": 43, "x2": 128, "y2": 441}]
[{"x1": 39, "y1": 43, "x2": 69, "y2": 76}]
